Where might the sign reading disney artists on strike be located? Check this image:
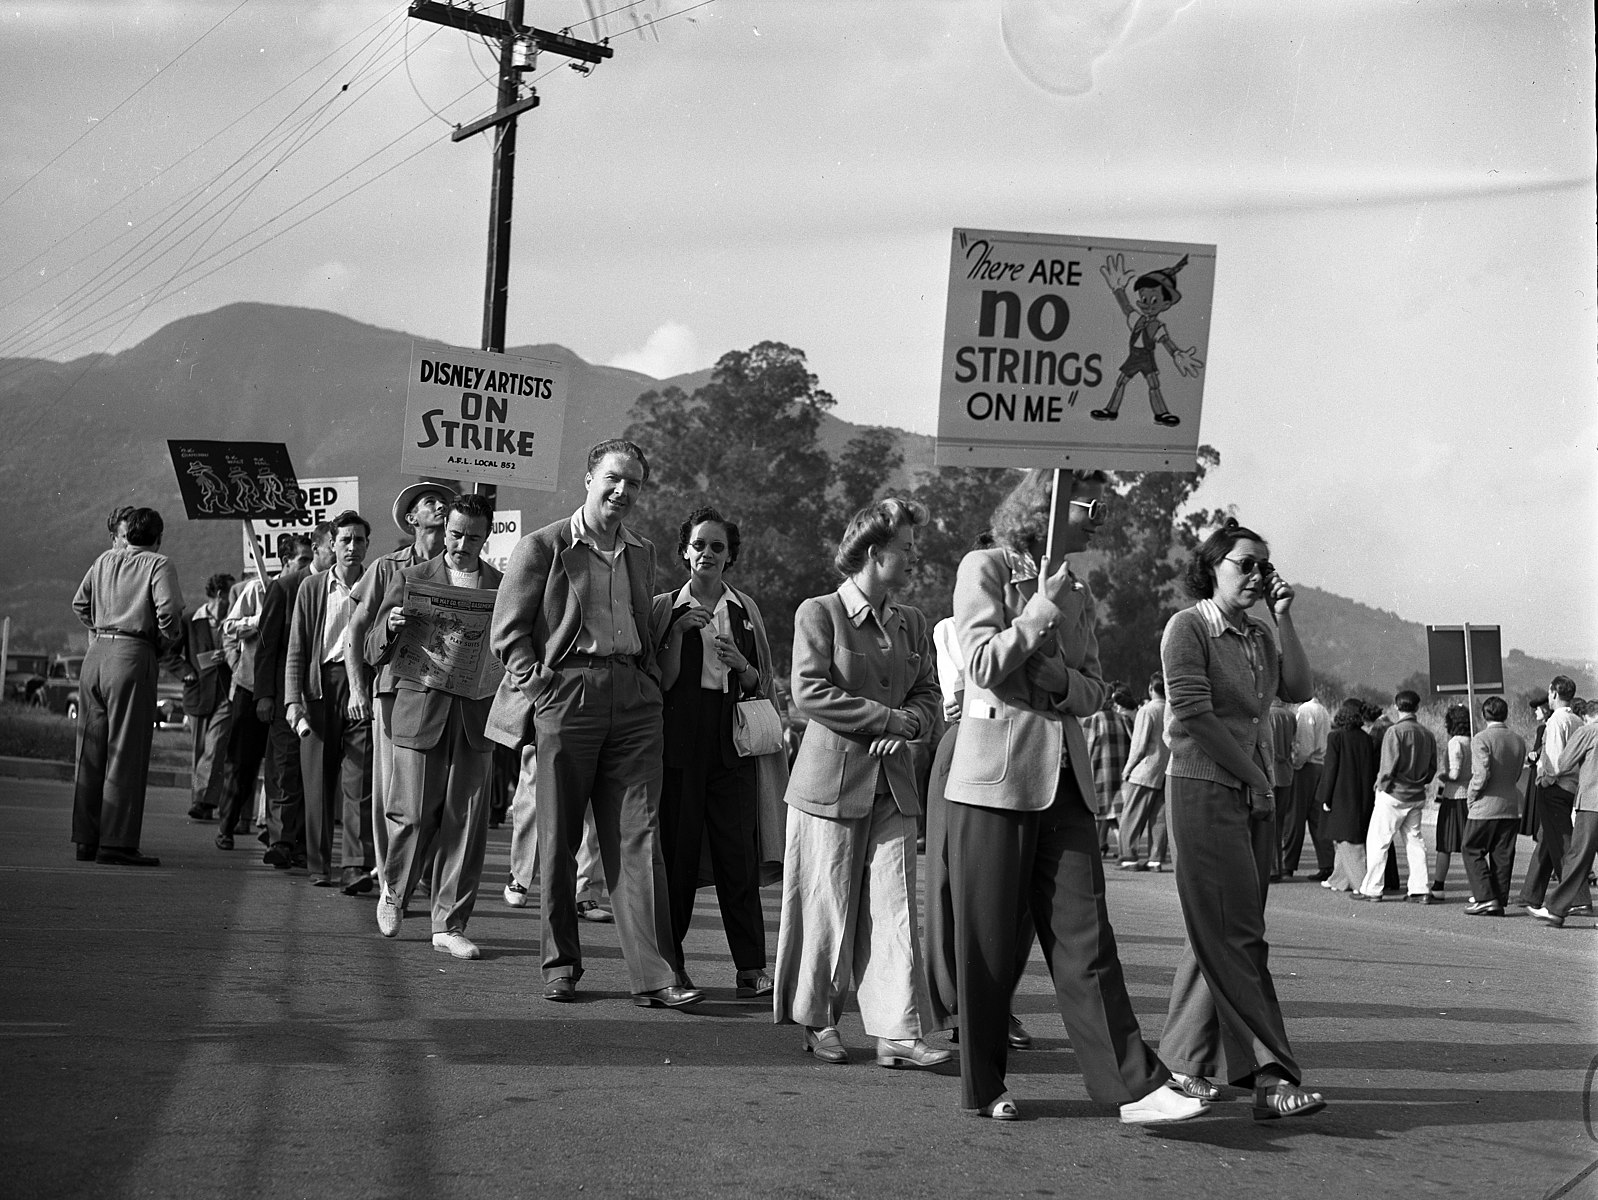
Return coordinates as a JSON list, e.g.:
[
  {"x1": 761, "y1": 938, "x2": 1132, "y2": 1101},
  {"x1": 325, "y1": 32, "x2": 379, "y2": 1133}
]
[
  {"x1": 401, "y1": 344, "x2": 568, "y2": 491},
  {"x1": 935, "y1": 228, "x2": 1216, "y2": 474}
]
